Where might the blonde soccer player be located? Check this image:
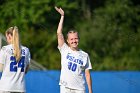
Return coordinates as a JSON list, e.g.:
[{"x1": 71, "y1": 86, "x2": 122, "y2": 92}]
[
  {"x1": 0, "y1": 26, "x2": 30, "y2": 93},
  {"x1": 55, "y1": 7, "x2": 93, "y2": 93}
]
